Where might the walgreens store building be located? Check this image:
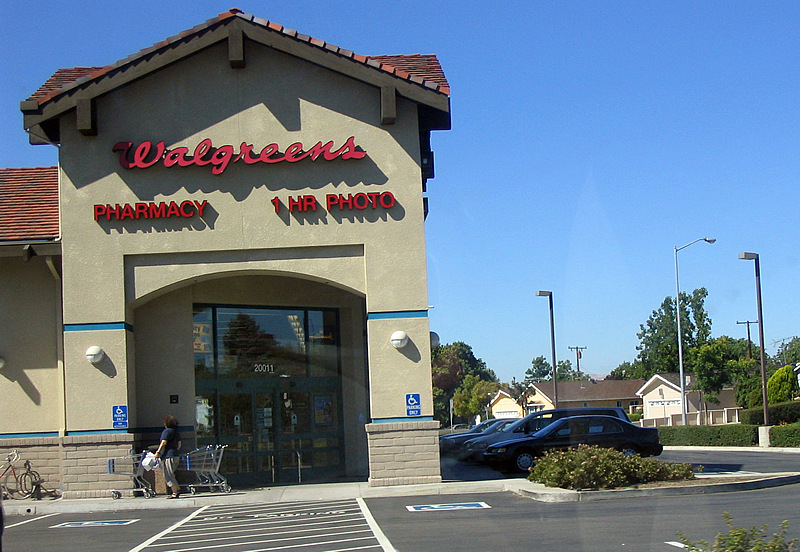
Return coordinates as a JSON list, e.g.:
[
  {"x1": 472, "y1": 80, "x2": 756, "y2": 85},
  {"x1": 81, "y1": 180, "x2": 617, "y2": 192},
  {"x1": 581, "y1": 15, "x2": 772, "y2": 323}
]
[{"x1": 0, "y1": 9, "x2": 450, "y2": 496}]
